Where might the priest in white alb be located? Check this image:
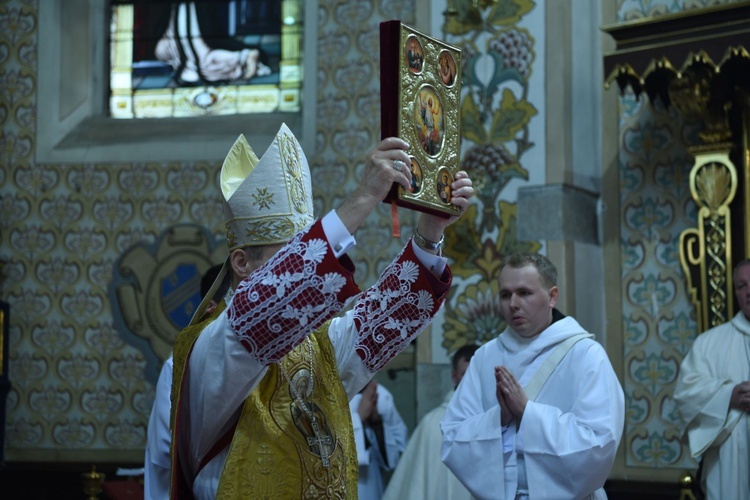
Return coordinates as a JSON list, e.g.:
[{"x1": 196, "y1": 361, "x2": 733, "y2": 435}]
[
  {"x1": 673, "y1": 259, "x2": 750, "y2": 499},
  {"x1": 441, "y1": 253, "x2": 624, "y2": 500}
]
